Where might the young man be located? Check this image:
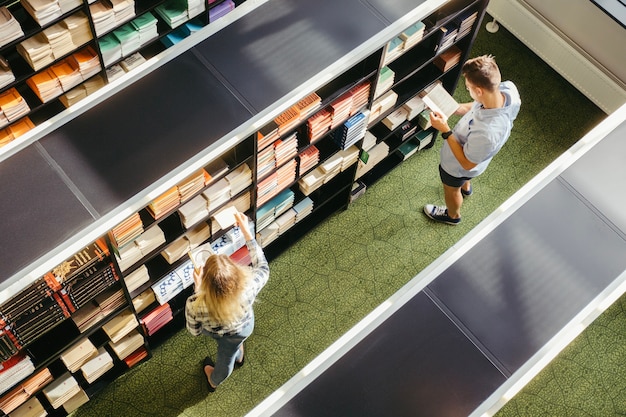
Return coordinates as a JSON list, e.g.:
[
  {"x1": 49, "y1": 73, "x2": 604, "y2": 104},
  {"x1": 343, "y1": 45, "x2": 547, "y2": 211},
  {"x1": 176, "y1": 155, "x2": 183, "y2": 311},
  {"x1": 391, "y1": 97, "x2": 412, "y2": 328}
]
[{"x1": 425, "y1": 54, "x2": 521, "y2": 225}]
